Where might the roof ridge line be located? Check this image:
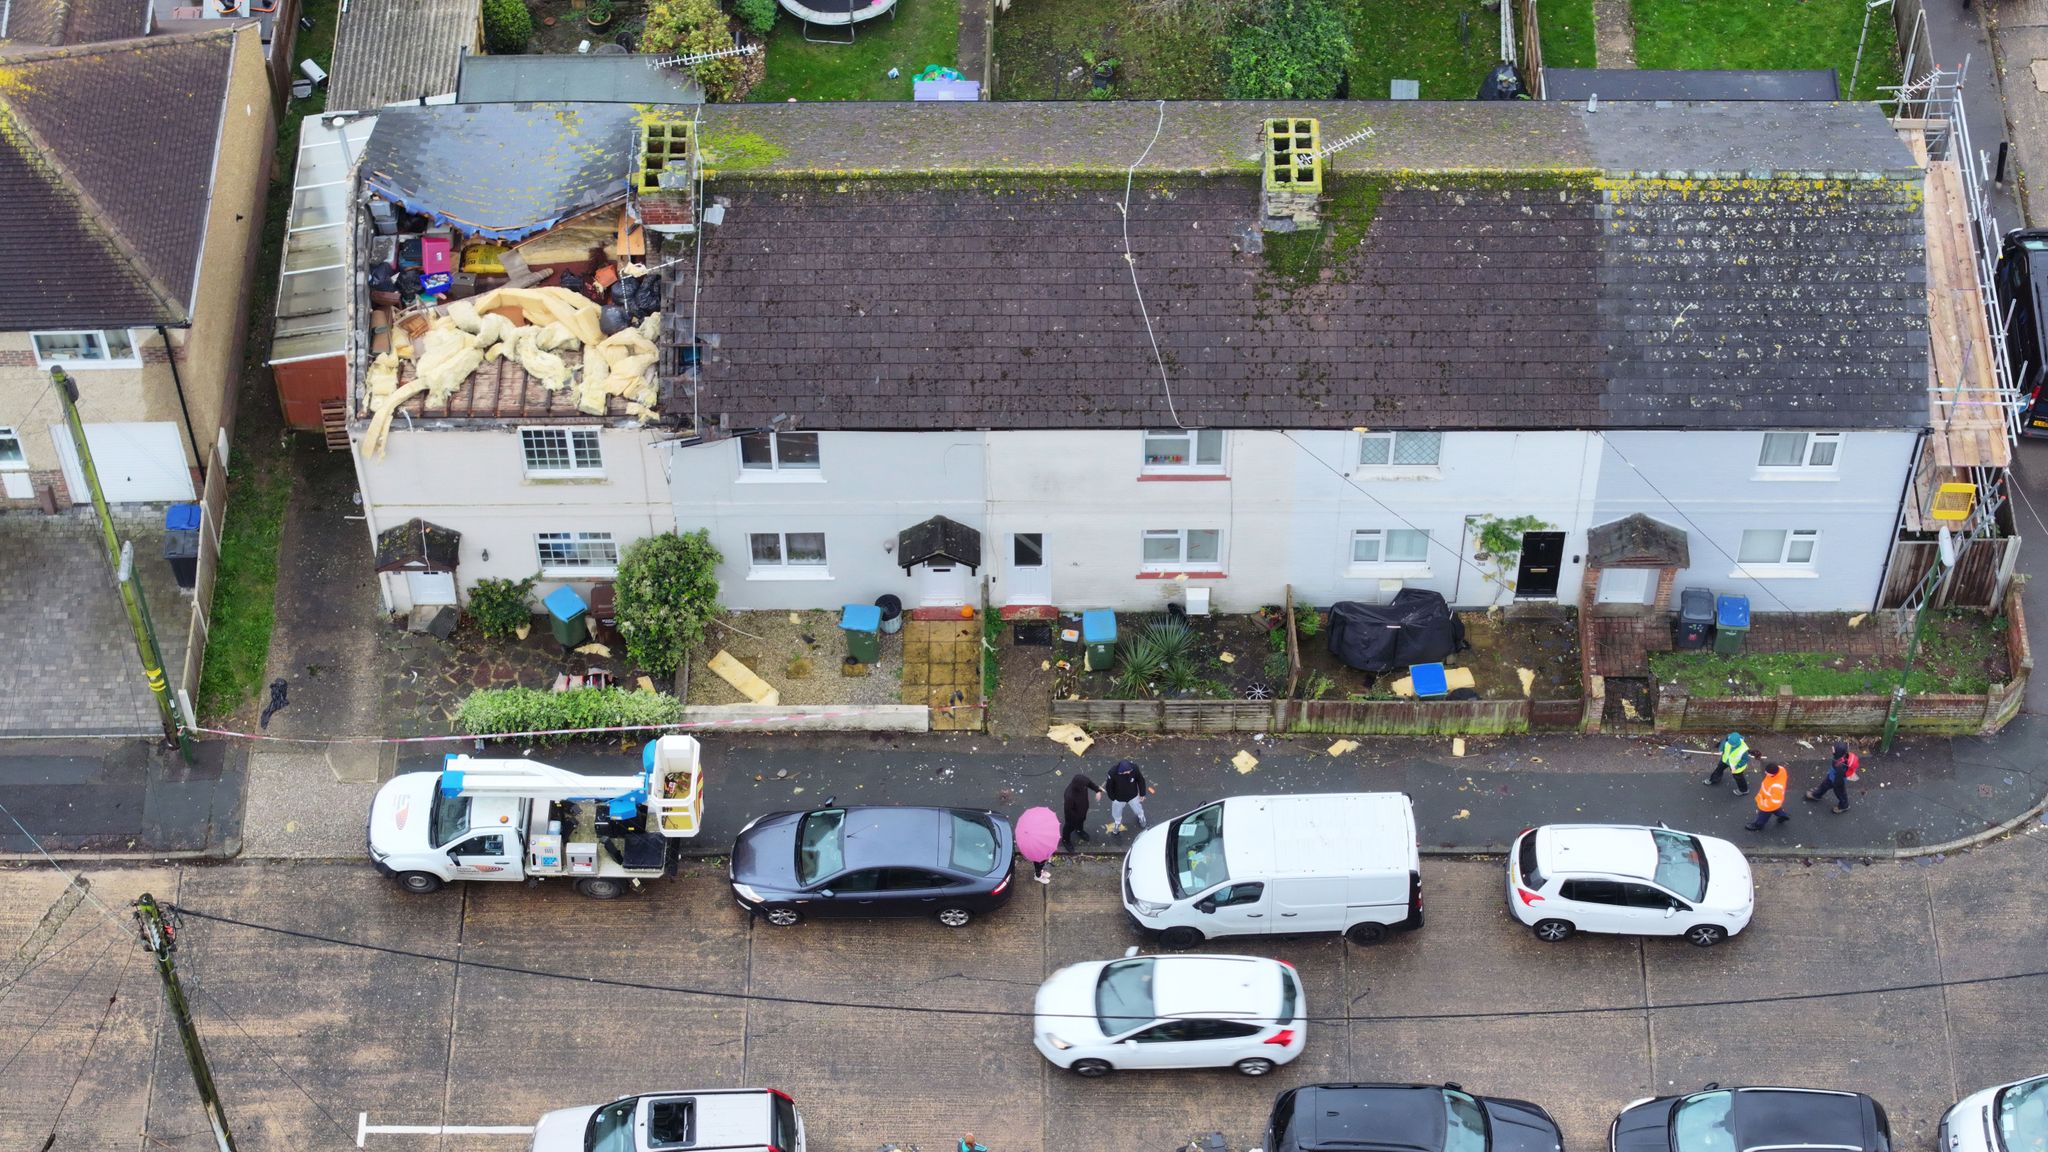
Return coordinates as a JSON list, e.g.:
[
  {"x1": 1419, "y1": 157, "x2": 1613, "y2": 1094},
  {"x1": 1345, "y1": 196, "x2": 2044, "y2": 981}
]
[{"x1": 0, "y1": 23, "x2": 238, "y2": 62}]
